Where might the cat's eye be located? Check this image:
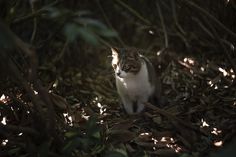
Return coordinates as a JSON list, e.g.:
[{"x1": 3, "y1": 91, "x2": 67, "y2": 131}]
[{"x1": 123, "y1": 65, "x2": 130, "y2": 71}]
